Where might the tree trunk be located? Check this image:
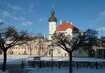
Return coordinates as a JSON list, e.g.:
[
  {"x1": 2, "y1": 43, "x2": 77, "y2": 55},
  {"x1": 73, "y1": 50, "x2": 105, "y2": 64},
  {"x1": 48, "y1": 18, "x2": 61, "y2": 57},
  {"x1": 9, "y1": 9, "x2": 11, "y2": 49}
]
[
  {"x1": 69, "y1": 52, "x2": 72, "y2": 73},
  {"x1": 2, "y1": 50, "x2": 7, "y2": 72}
]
